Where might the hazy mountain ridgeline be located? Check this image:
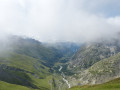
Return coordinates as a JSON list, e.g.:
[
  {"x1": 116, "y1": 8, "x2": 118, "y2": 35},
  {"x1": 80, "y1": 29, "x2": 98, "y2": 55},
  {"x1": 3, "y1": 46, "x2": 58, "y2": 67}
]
[
  {"x1": 1, "y1": 35, "x2": 120, "y2": 90},
  {"x1": 68, "y1": 38, "x2": 120, "y2": 71},
  {"x1": 8, "y1": 36, "x2": 80, "y2": 67},
  {"x1": 42, "y1": 42, "x2": 80, "y2": 63},
  {"x1": 0, "y1": 35, "x2": 80, "y2": 90}
]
